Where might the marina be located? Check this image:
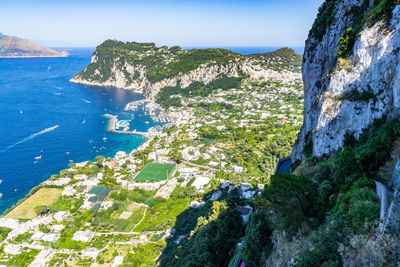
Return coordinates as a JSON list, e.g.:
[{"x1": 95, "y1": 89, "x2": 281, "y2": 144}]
[{"x1": 103, "y1": 114, "x2": 155, "y2": 138}]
